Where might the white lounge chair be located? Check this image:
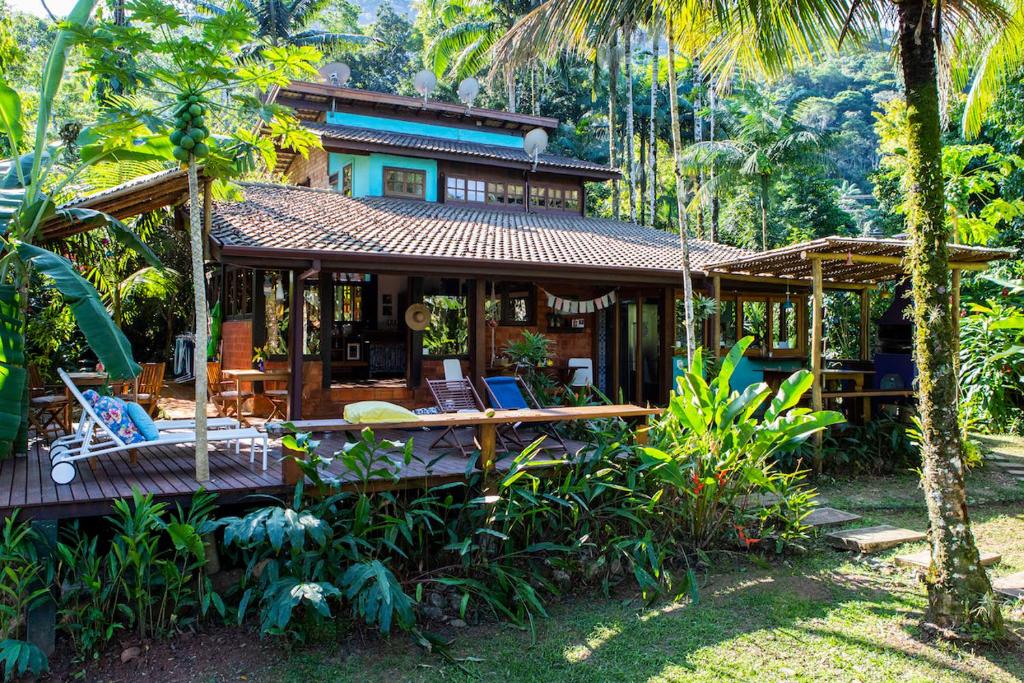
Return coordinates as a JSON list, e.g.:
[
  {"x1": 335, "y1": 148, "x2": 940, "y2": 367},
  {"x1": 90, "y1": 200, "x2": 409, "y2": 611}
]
[{"x1": 49, "y1": 369, "x2": 269, "y2": 485}]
